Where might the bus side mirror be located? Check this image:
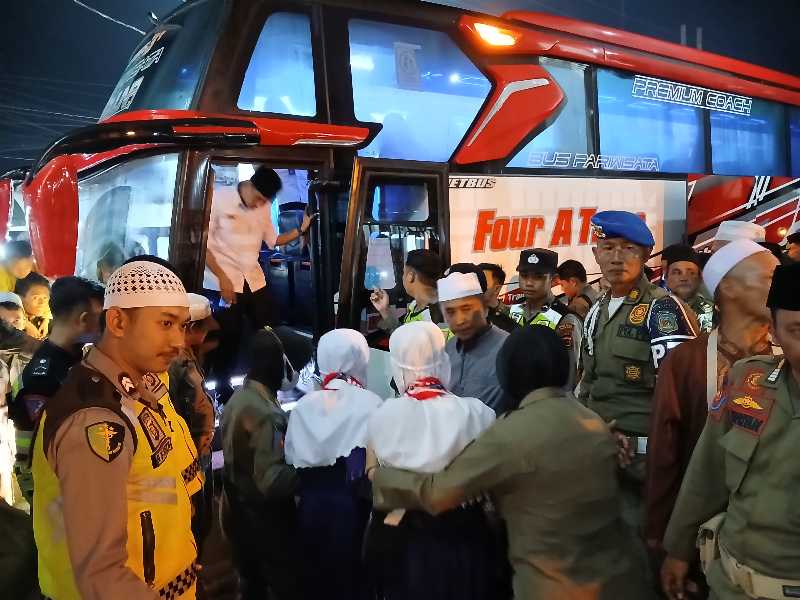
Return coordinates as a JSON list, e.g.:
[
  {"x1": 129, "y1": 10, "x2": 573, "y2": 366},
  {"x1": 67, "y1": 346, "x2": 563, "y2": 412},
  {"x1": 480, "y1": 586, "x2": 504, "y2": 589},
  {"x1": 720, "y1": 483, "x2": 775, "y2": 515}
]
[{"x1": 23, "y1": 156, "x2": 79, "y2": 278}]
